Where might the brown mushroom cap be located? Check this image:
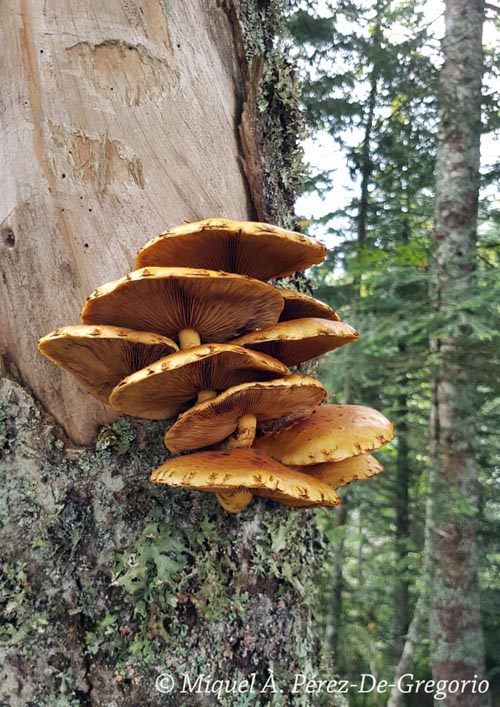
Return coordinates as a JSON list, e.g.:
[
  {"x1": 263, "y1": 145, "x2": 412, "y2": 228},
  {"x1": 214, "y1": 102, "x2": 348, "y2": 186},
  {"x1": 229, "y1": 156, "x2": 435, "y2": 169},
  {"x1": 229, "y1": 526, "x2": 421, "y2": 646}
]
[
  {"x1": 255, "y1": 404, "x2": 394, "y2": 465},
  {"x1": 109, "y1": 343, "x2": 290, "y2": 420},
  {"x1": 150, "y1": 449, "x2": 341, "y2": 510},
  {"x1": 164, "y1": 374, "x2": 326, "y2": 453},
  {"x1": 295, "y1": 454, "x2": 383, "y2": 489},
  {"x1": 278, "y1": 289, "x2": 341, "y2": 322},
  {"x1": 37, "y1": 325, "x2": 178, "y2": 402},
  {"x1": 233, "y1": 318, "x2": 359, "y2": 367},
  {"x1": 81, "y1": 267, "x2": 284, "y2": 345},
  {"x1": 135, "y1": 218, "x2": 326, "y2": 280}
]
